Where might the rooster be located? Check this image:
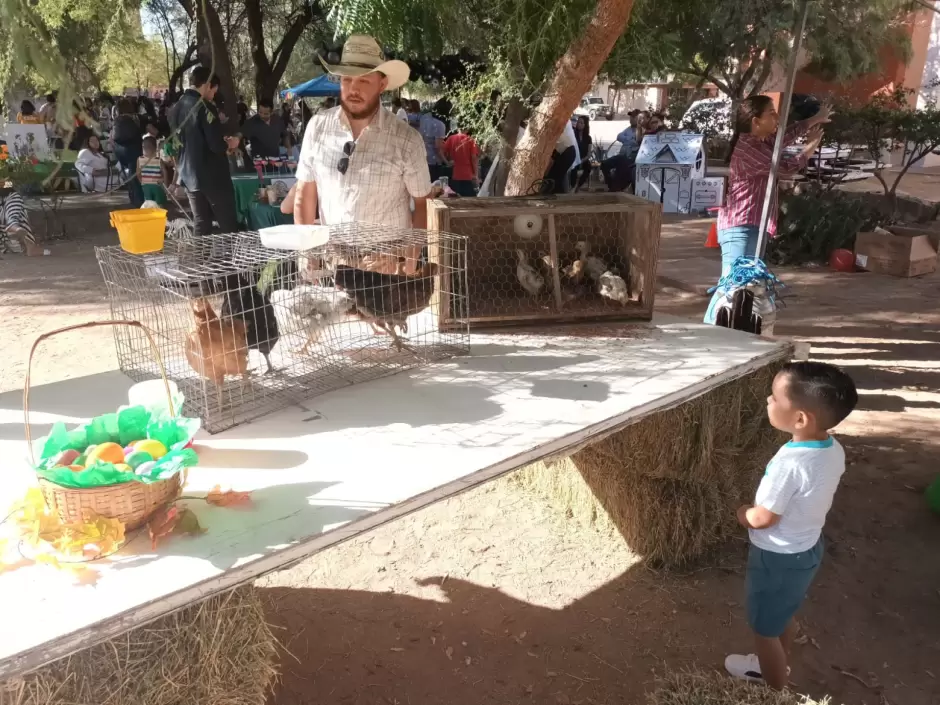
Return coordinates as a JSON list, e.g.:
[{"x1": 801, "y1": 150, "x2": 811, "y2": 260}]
[
  {"x1": 332, "y1": 261, "x2": 438, "y2": 352},
  {"x1": 219, "y1": 272, "x2": 279, "y2": 373}
]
